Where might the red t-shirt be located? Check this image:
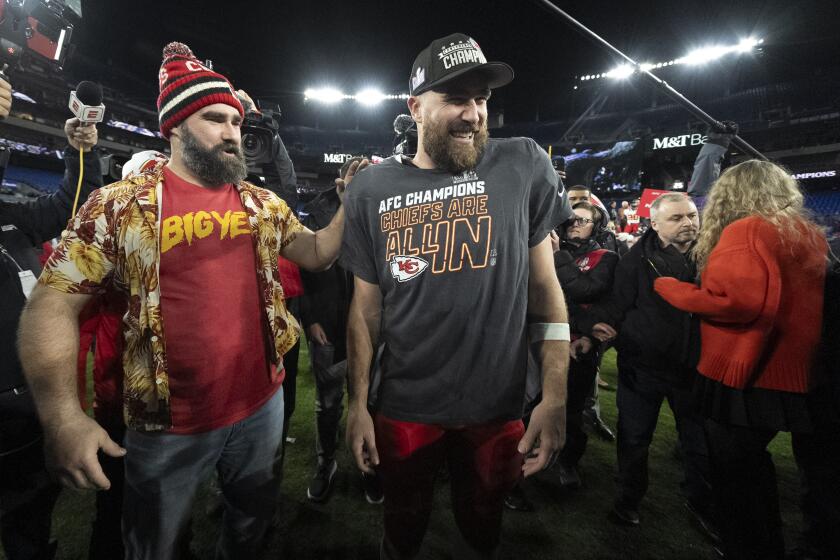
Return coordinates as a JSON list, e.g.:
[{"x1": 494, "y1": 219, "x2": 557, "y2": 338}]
[{"x1": 159, "y1": 167, "x2": 281, "y2": 434}]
